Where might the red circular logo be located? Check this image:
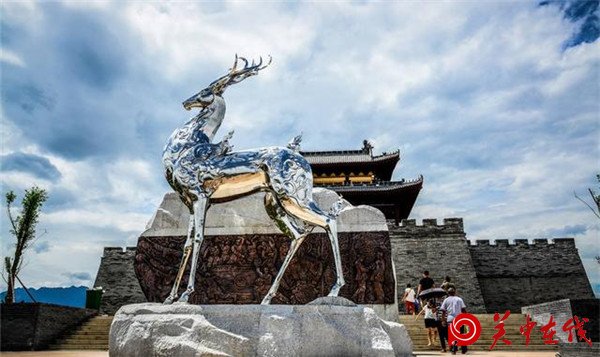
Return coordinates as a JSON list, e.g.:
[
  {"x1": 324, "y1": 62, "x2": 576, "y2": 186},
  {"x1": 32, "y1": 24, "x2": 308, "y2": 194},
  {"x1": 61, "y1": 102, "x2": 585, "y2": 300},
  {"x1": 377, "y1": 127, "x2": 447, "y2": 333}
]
[{"x1": 448, "y1": 313, "x2": 482, "y2": 346}]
